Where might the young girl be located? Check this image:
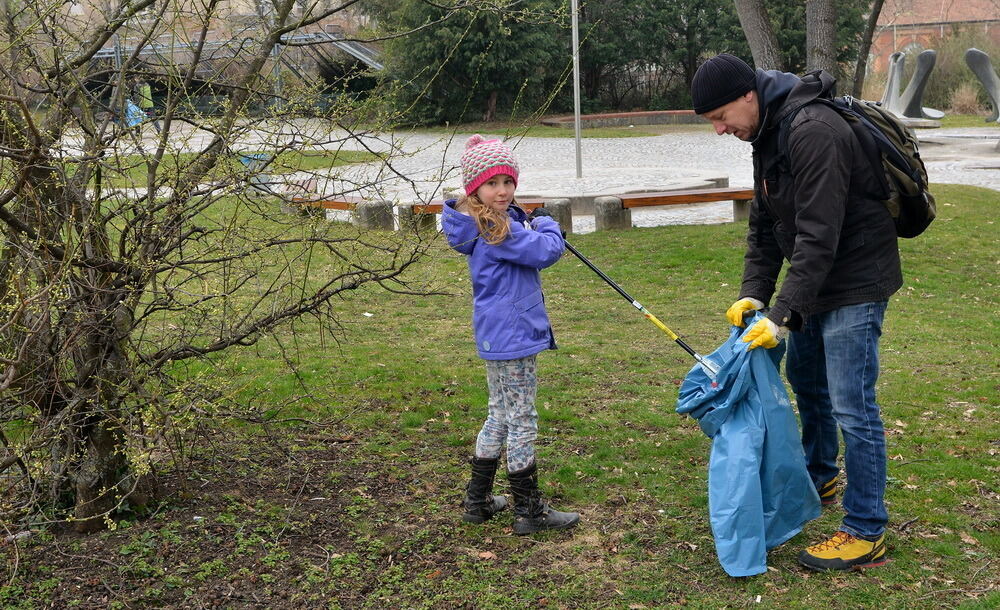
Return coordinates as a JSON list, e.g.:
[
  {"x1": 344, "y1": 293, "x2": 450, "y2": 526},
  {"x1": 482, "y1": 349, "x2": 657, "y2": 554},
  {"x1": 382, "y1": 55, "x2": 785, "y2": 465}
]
[{"x1": 441, "y1": 135, "x2": 579, "y2": 535}]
